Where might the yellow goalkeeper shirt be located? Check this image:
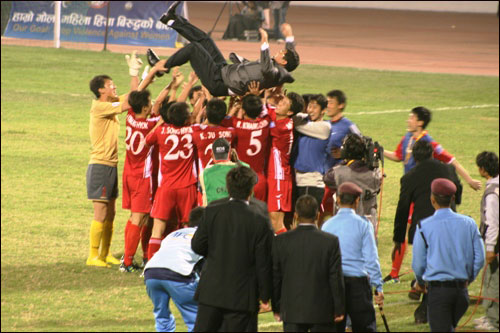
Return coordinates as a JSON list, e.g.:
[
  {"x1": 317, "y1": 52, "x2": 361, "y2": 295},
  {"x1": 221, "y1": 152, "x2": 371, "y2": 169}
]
[{"x1": 88, "y1": 95, "x2": 126, "y2": 167}]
